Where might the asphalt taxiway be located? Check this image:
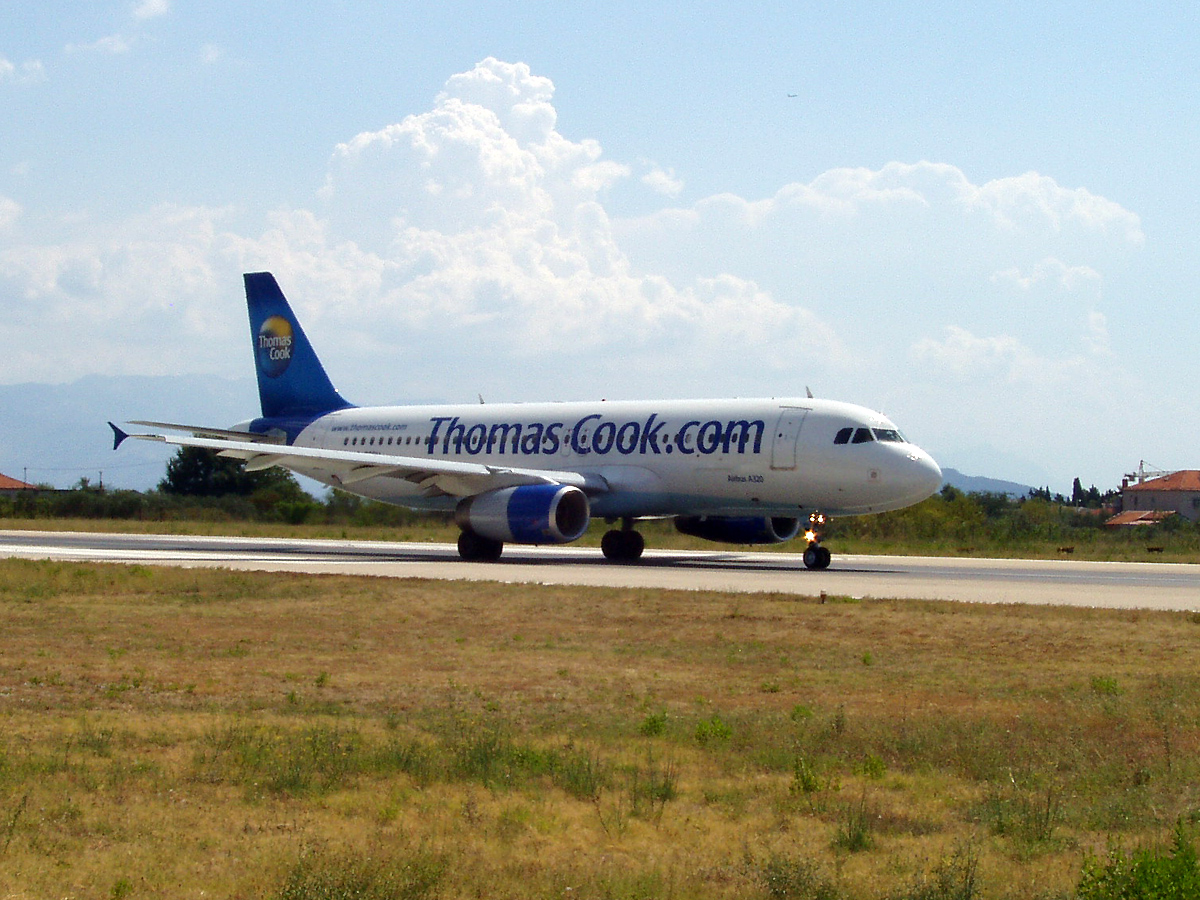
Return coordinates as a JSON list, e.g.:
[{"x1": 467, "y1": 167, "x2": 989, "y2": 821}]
[{"x1": 2, "y1": 529, "x2": 1198, "y2": 611}]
